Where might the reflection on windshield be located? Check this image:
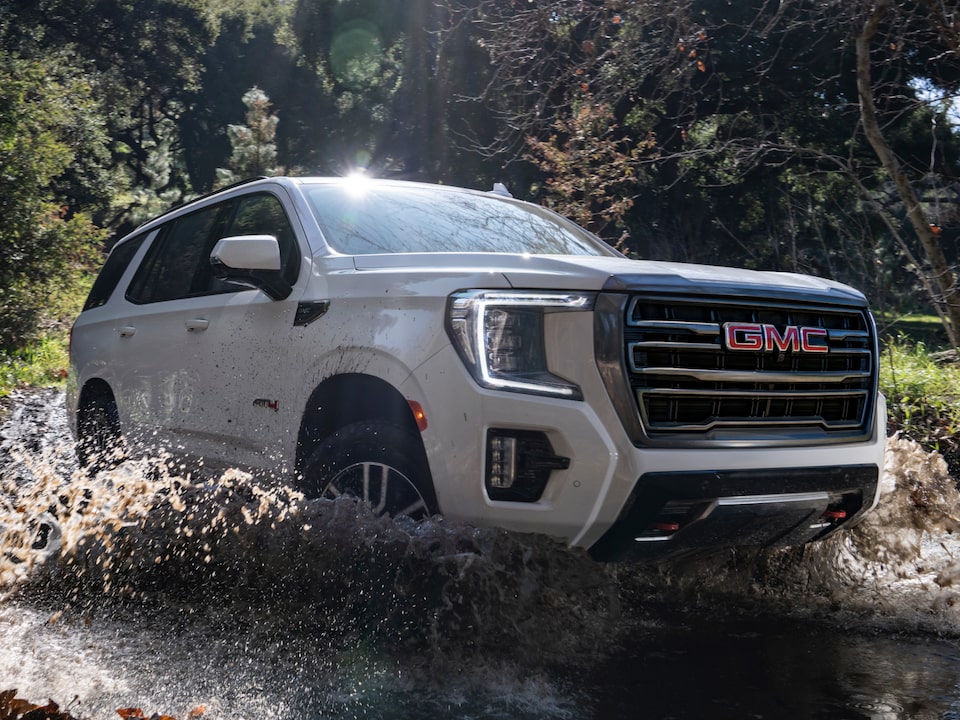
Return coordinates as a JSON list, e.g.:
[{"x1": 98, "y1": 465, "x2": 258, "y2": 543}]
[{"x1": 304, "y1": 184, "x2": 615, "y2": 256}]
